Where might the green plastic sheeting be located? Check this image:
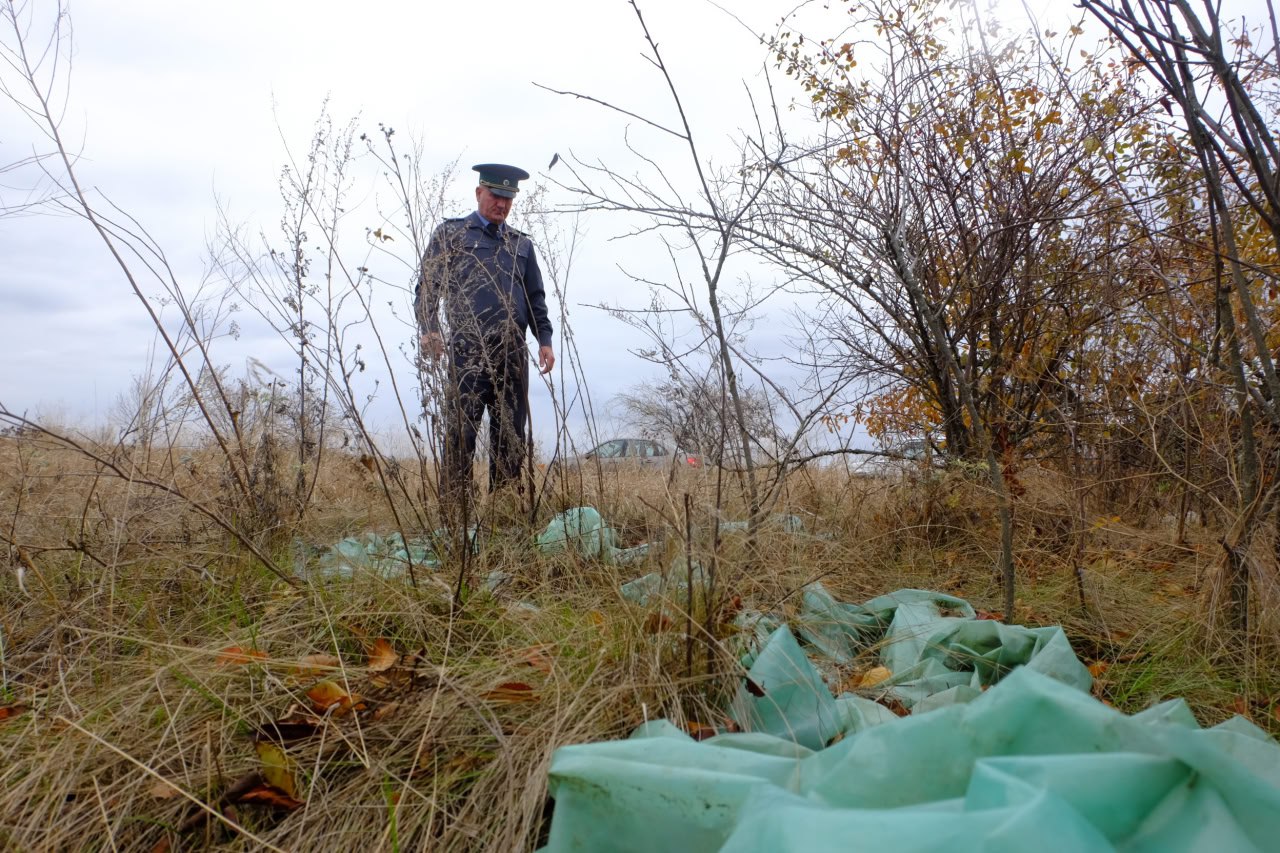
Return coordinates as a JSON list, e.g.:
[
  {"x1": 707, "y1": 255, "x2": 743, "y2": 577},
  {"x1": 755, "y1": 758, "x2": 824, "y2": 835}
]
[
  {"x1": 724, "y1": 587, "x2": 1090, "y2": 749},
  {"x1": 308, "y1": 531, "x2": 443, "y2": 578},
  {"x1": 300, "y1": 529, "x2": 517, "y2": 592},
  {"x1": 300, "y1": 505, "x2": 805, "y2": 582},
  {"x1": 536, "y1": 507, "x2": 816, "y2": 567},
  {"x1": 619, "y1": 560, "x2": 710, "y2": 605},
  {"x1": 788, "y1": 585, "x2": 1092, "y2": 712},
  {"x1": 544, "y1": 668, "x2": 1280, "y2": 852},
  {"x1": 535, "y1": 507, "x2": 618, "y2": 558},
  {"x1": 541, "y1": 587, "x2": 1280, "y2": 851},
  {"x1": 535, "y1": 507, "x2": 651, "y2": 566},
  {"x1": 717, "y1": 513, "x2": 807, "y2": 535}
]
